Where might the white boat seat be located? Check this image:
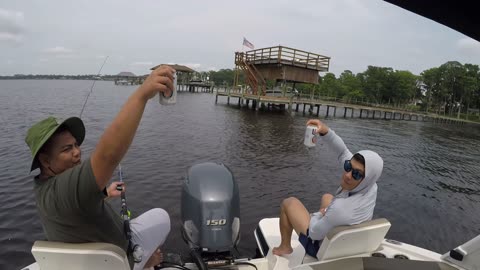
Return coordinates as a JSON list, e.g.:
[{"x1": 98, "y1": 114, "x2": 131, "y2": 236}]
[
  {"x1": 255, "y1": 218, "x2": 391, "y2": 269},
  {"x1": 31, "y1": 241, "x2": 130, "y2": 270},
  {"x1": 315, "y1": 218, "x2": 391, "y2": 261}
]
